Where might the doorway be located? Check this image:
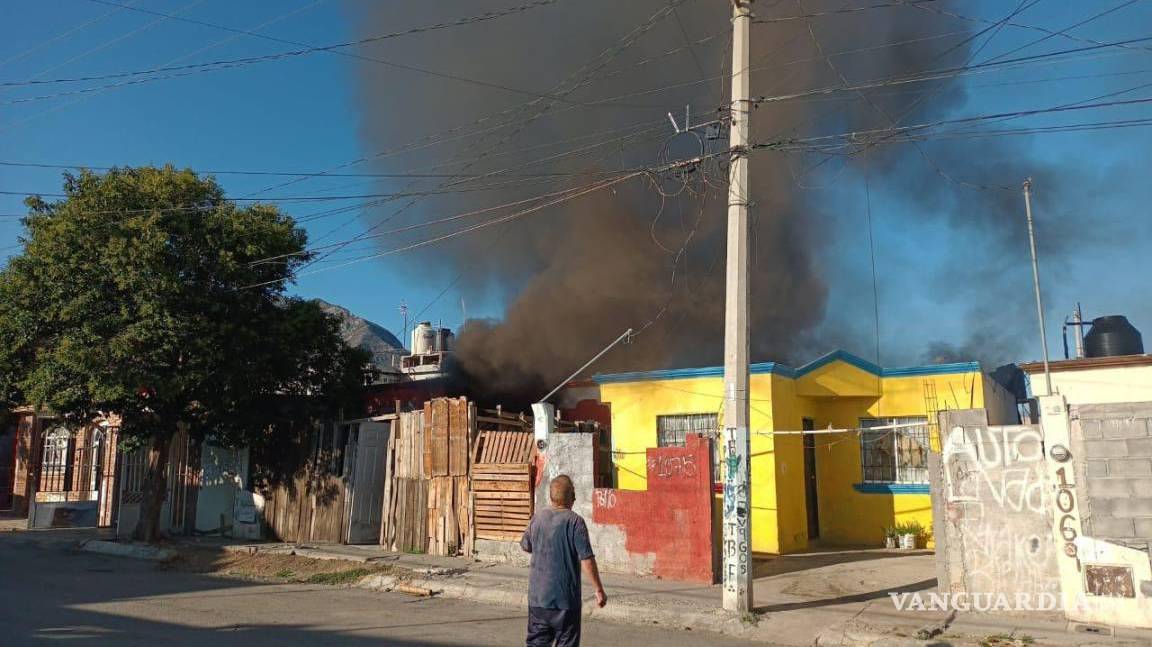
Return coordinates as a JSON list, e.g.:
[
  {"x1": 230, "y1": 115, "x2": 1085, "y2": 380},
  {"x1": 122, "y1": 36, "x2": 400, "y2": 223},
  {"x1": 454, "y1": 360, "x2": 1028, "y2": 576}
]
[{"x1": 802, "y1": 418, "x2": 819, "y2": 540}]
